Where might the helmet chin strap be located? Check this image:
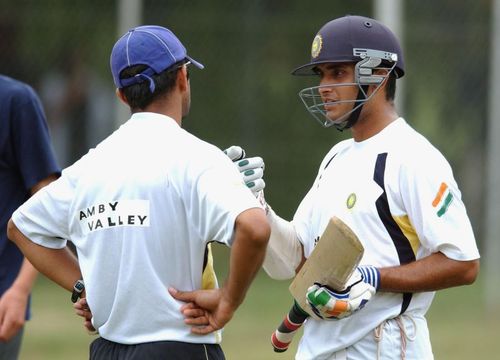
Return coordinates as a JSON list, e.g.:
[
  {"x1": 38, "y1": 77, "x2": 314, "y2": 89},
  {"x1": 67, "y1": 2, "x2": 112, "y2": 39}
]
[{"x1": 335, "y1": 85, "x2": 369, "y2": 131}]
